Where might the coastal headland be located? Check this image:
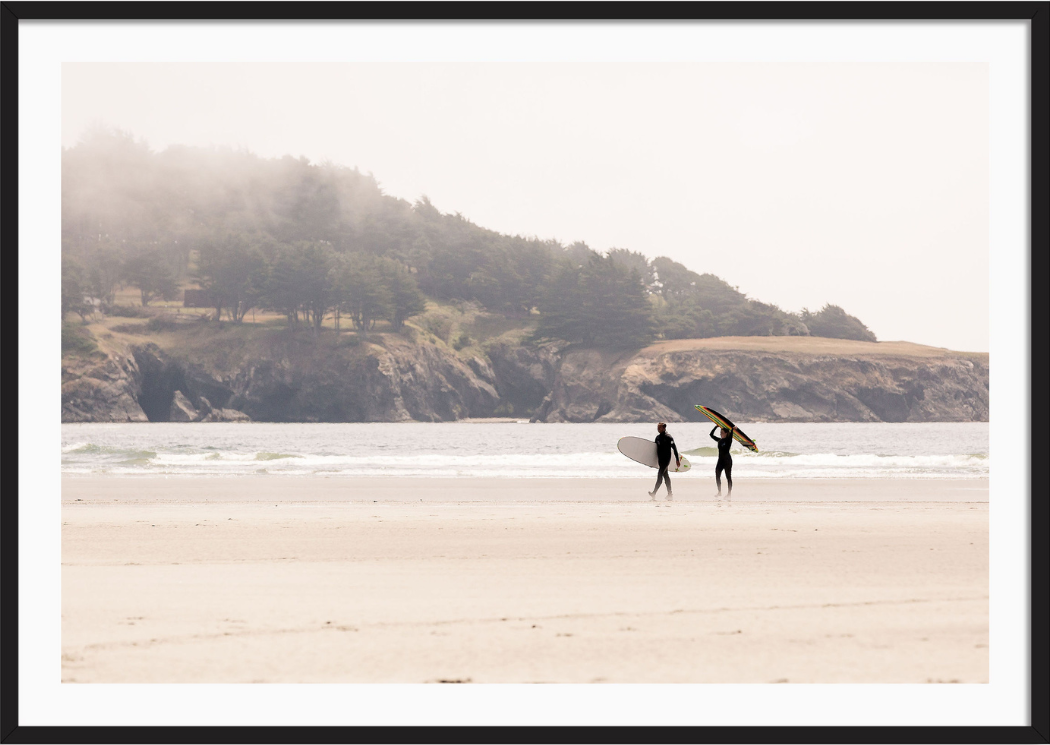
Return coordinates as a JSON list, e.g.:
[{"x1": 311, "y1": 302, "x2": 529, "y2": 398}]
[
  {"x1": 60, "y1": 132, "x2": 987, "y2": 427},
  {"x1": 62, "y1": 325, "x2": 988, "y2": 425}
]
